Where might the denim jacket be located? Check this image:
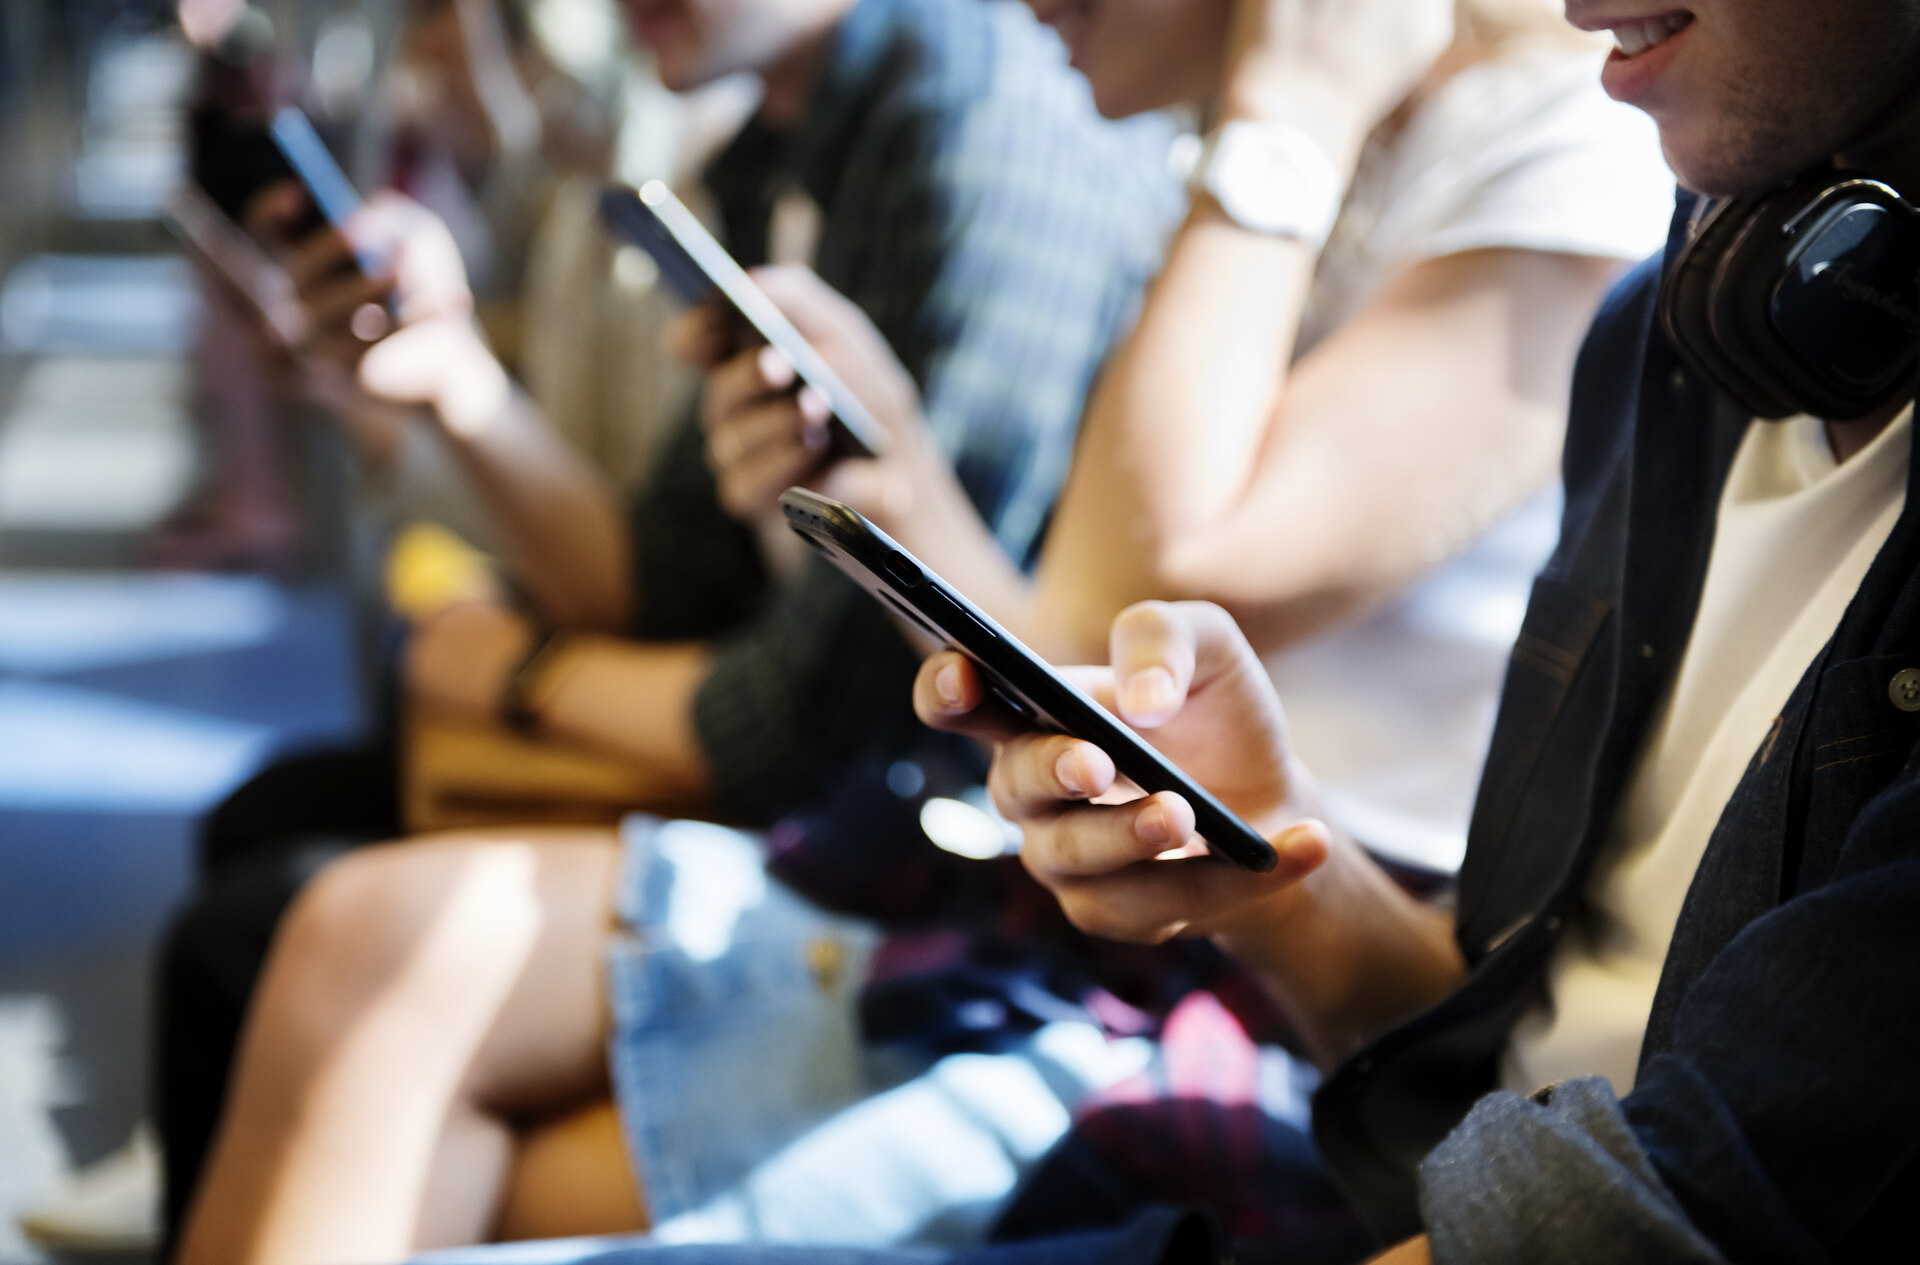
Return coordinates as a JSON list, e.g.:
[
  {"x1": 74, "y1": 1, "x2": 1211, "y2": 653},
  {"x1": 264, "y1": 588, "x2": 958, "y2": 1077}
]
[{"x1": 1313, "y1": 201, "x2": 1920, "y2": 1262}]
